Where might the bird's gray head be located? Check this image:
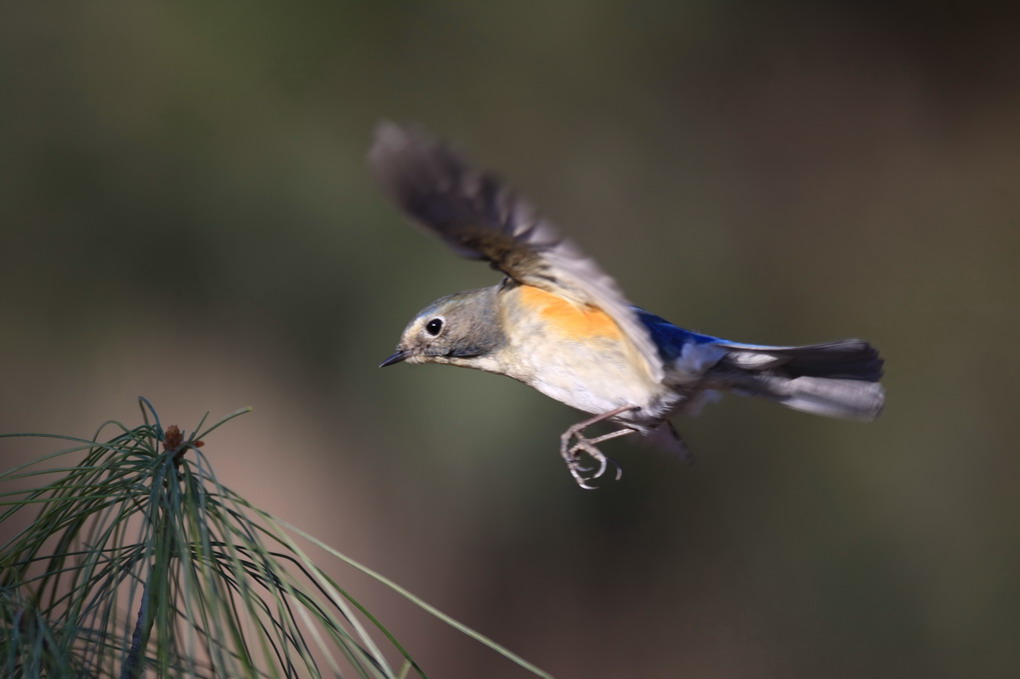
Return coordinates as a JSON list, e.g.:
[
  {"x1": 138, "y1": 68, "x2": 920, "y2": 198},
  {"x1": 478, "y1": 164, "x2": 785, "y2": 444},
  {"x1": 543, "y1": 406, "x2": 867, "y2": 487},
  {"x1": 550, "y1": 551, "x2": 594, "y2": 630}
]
[{"x1": 380, "y1": 287, "x2": 505, "y2": 370}]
